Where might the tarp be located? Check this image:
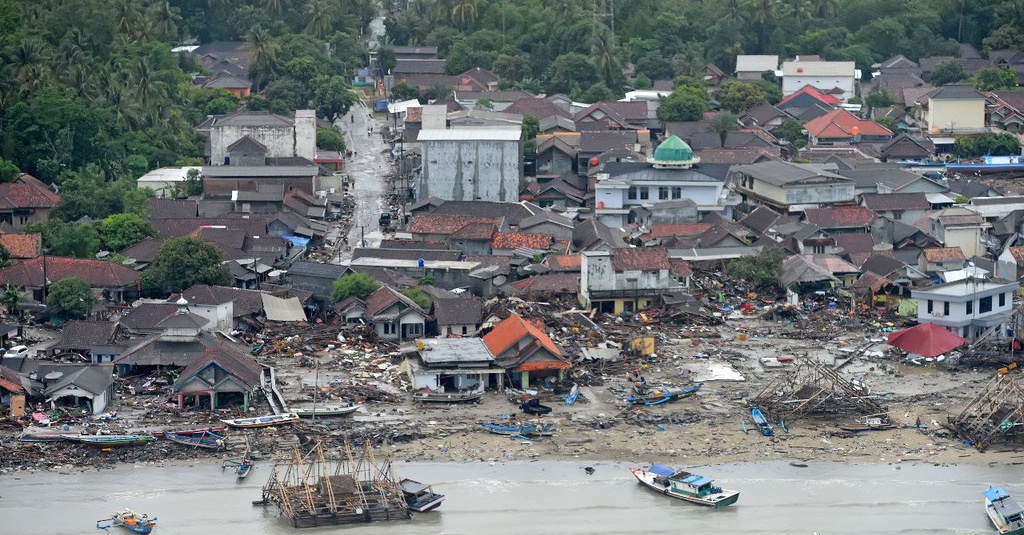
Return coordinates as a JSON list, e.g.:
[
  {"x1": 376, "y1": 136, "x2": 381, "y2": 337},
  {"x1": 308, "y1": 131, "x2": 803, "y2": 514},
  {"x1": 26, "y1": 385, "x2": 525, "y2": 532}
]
[
  {"x1": 261, "y1": 294, "x2": 307, "y2": 322},
  {"x1": 887, "y1": 322, "x2": 968, "y2": 358},
  {"x1": 896, "y1": 298, "x2": 918, "y2": 317}
]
